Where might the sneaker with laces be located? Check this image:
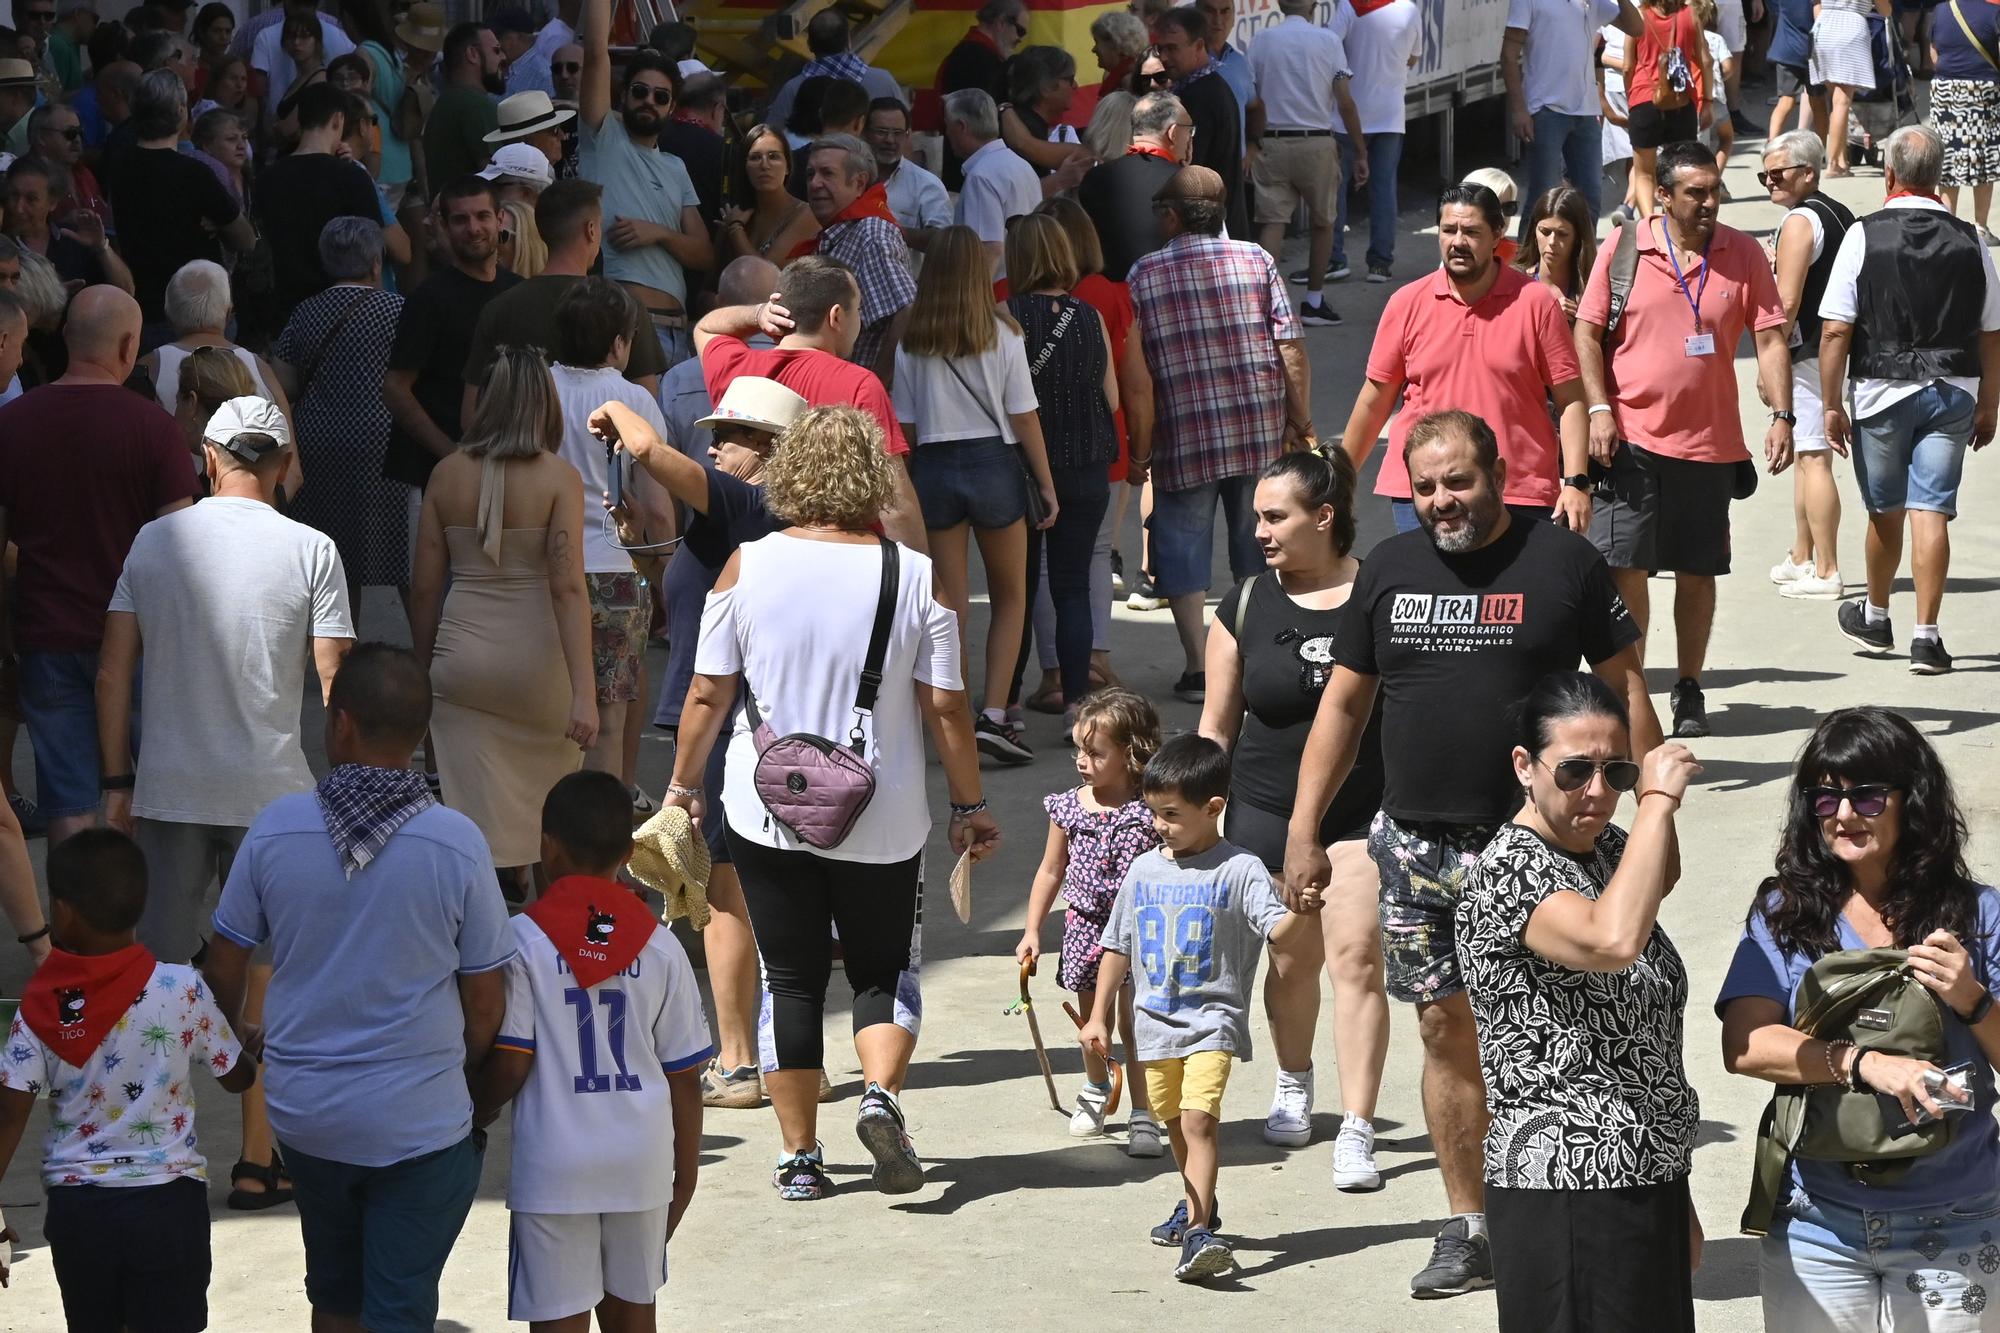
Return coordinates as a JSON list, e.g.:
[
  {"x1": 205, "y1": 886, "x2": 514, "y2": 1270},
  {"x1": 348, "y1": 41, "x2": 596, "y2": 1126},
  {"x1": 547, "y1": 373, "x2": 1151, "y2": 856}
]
[
  {"x1": 856, "y1": 1081, "x2": 925, "y2": 1194},
  {"x1": 1410, "y1": 1217, "x2": 1494, "y2": 1298},
  {"x1": 1149, "y1": 1197, "x2": 1221, "y2": 1247},
  {"x1": 1769, "y1": 554, "x2": 1813, "y2": 584},
  {"x1": 1069, "y1": 1081, "x2": 1110, "y2": 1137},
  {"x1": 1173, "y1": 671, "x2": 1206, "y2": 703},
  {"x1": 1298, "y1": 298, "x2": 1342, "y2": 327},
  {"x1": 1838, "y1": 600, "x2": 1895, "y2": 653},
  {"x1": 1111, "y1": 550, "x2": 1126, "y2": 595},
  {"x1": 1911, "y1": 636, "x2": 1954, "y2": 675},
  {"x1": 1175, "y1": 1226, "x2": 1236, "y2": 1282},
  {"x1": 630, "y1": 785, "x2": 658, "y2": 818},
  {"x1": 1780, "y1": 571, "x2": 1843, "y2": 599},
  {"x1": 700, "y1": 1058, "x2": 764, "y2": 1109},
  {"x1": 1331, "y1": 1113, "x2": 1382, "y2": 1191},
  {"x1": 7, "y1": 793, "x2": 45, "y2": 840},
  {"x1": 773, "y1": 1144, "x2": 830, "y2": 1200},
  {"x1": 1125, "y1": 573, "x2": 1166, "y2": 611},
  {"x1": 1366, "y1": 262, "x2": 1392, "y2": 282},
  {"x1": 1325, "y1": 260, "x2": 1352, "y2": 280},
  {"x1": 1127, "y1": 1107, "x2": 1165, "y2": 1157},
  {"x1": 974, "y1": 713, "x2": 1035, "y2": 765},
  {"x1": 1670, "y1": 677, "x2": 1709, "y2": 739},
  {"x1": 1263, "y1": 1067, "x2": 1314, "y2": 1147}
]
